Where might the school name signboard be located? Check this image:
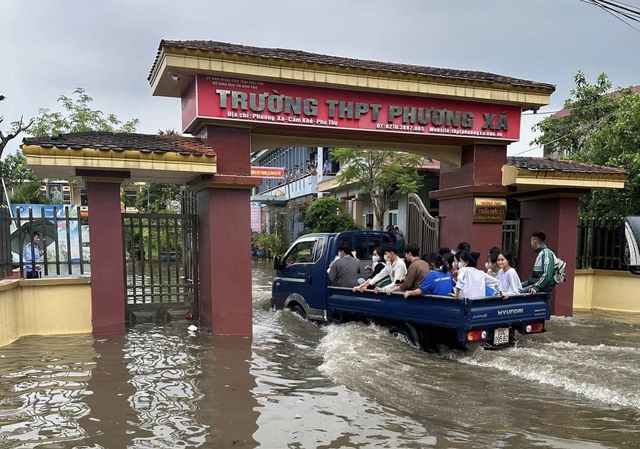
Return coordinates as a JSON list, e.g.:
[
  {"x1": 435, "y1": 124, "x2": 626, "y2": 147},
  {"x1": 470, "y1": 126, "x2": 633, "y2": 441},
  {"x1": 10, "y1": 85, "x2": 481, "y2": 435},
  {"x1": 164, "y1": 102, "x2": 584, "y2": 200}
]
[
  {"x1": 182, "y1": 75, "x2": 521, "y2": 141},
  {"x1": 472, "y1": 198, "x2": 507, "y2": 223}
]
